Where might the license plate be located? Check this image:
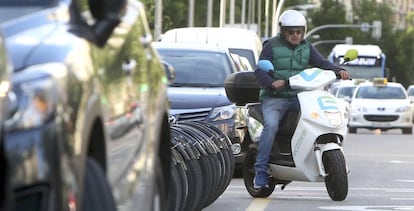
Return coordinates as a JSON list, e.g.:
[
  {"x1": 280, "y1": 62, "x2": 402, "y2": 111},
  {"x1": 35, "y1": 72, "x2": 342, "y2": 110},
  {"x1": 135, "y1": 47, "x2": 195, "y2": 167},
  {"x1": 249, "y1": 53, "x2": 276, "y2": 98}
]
[{"x1": 372, "y1": 122, "x2": 390, "y2": 127}]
